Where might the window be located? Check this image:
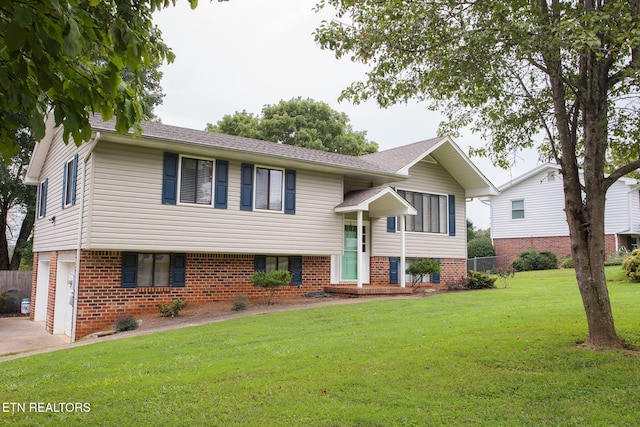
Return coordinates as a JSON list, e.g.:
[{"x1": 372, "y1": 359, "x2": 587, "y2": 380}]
[
  {"x1": 121, "y1": 253, "x2": 186, "y2": 288},
  {"x1": 254, "y1": 255, "x2": 303, "y2": 285},
  {"x1": 62, "y1": 155, "x2": 78, "y2": 208},
  {"x1": 37, "y1": 179, "x2": 48, "y2": 219},
  {"x1": 180, "y1": 157, "x2": 213, "y2": 205},
  {"x1": 266, "y1": 256, "x2": 289, "y2": 272},
  {"x1": 512, "y1": 199, "x2": 525, "y2": 219},
  {"x1": 397, "y1": 190, "x2": 448, "y2": 233},
  {"x1": 255, "y1": 167, "x2": 283, "y2": 210}
]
